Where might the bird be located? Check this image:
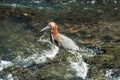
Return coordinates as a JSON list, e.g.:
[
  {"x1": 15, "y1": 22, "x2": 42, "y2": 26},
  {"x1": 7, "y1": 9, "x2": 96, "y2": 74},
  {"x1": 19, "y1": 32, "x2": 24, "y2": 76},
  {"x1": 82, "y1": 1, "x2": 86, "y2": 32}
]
[
  {"x1": 40, "y1": 22, "x2": 80, "y2": 53},
  {"x1": 40, "y1": 22, "x2": 88, "y2": 79}
]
